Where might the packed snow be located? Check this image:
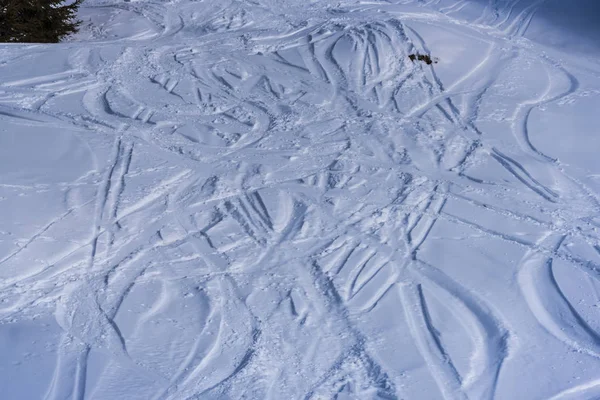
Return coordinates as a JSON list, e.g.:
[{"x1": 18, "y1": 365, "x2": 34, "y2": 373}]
[{"x1": 1, "y1": 0, "x2": 600, "y2": 398}]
